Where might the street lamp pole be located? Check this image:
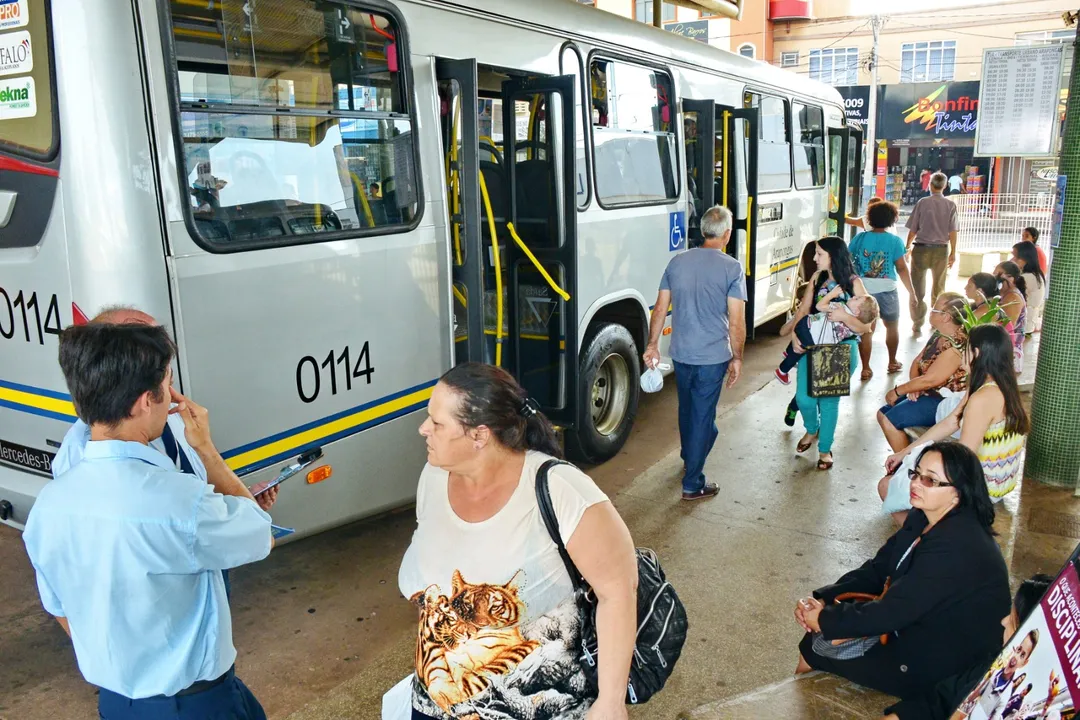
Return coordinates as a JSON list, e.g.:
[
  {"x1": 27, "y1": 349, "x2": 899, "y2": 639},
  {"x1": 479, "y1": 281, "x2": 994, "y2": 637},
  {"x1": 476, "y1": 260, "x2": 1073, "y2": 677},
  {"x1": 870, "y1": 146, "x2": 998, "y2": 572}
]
[{"x1": 863, "y1": 15, "x2": 885, "y2": 196}]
